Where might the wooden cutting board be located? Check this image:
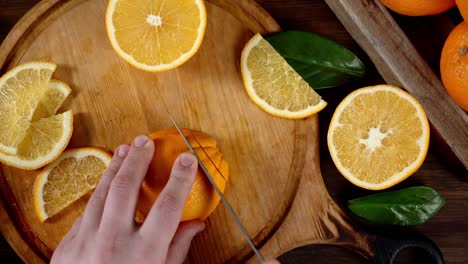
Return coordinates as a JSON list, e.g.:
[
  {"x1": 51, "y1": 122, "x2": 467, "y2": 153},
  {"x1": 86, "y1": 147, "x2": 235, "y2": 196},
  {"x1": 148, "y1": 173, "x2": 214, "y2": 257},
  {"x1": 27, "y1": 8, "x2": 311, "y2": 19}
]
[{"x1": 0, "y1": 0, "x2": 445, "y2": 263}]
